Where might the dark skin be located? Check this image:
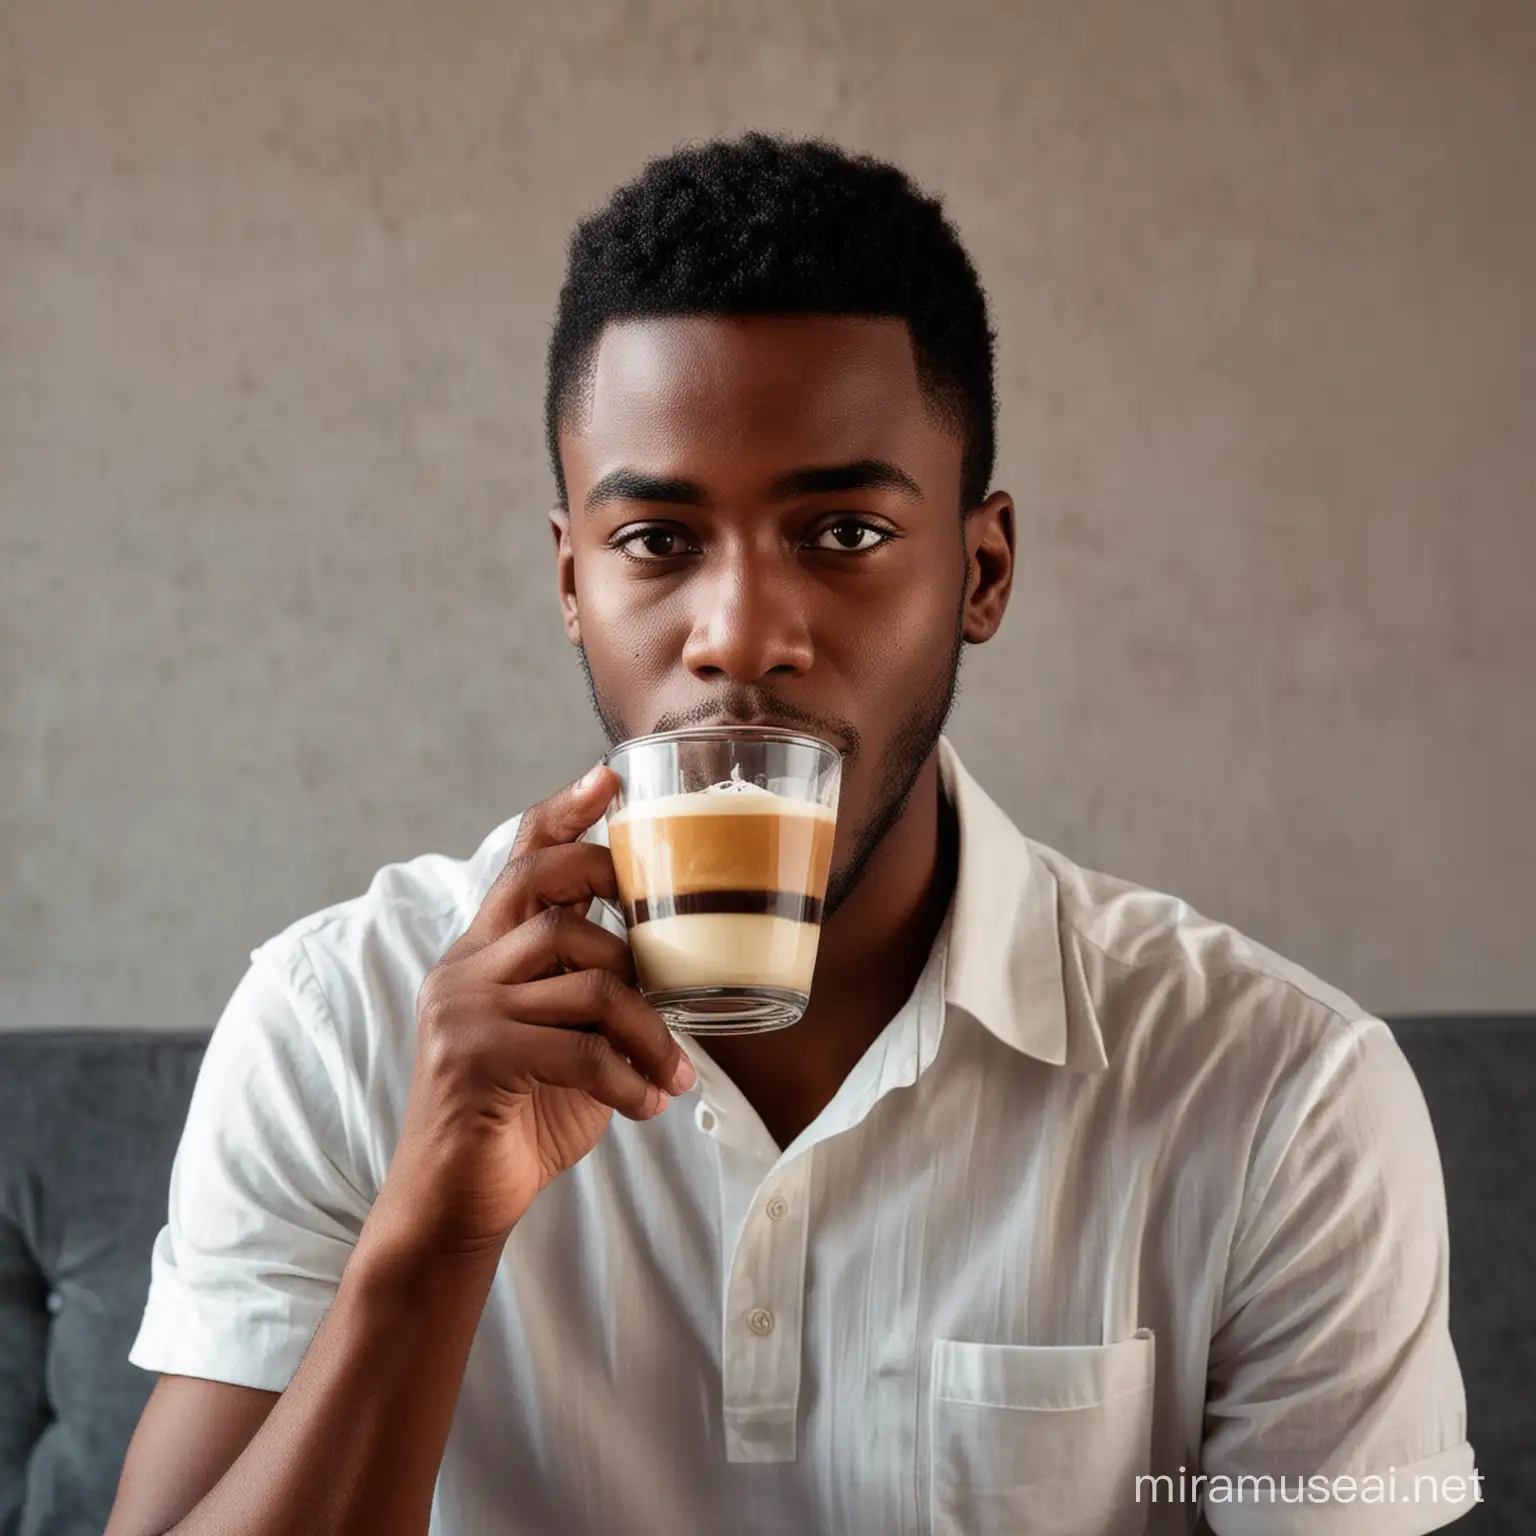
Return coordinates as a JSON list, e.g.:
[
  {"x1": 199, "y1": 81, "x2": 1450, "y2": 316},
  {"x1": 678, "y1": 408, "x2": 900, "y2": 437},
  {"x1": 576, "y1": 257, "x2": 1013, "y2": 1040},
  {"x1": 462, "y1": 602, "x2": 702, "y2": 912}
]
[{"x1": 552, "y1": 314, "x2": 1015, "y2": 1147}]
